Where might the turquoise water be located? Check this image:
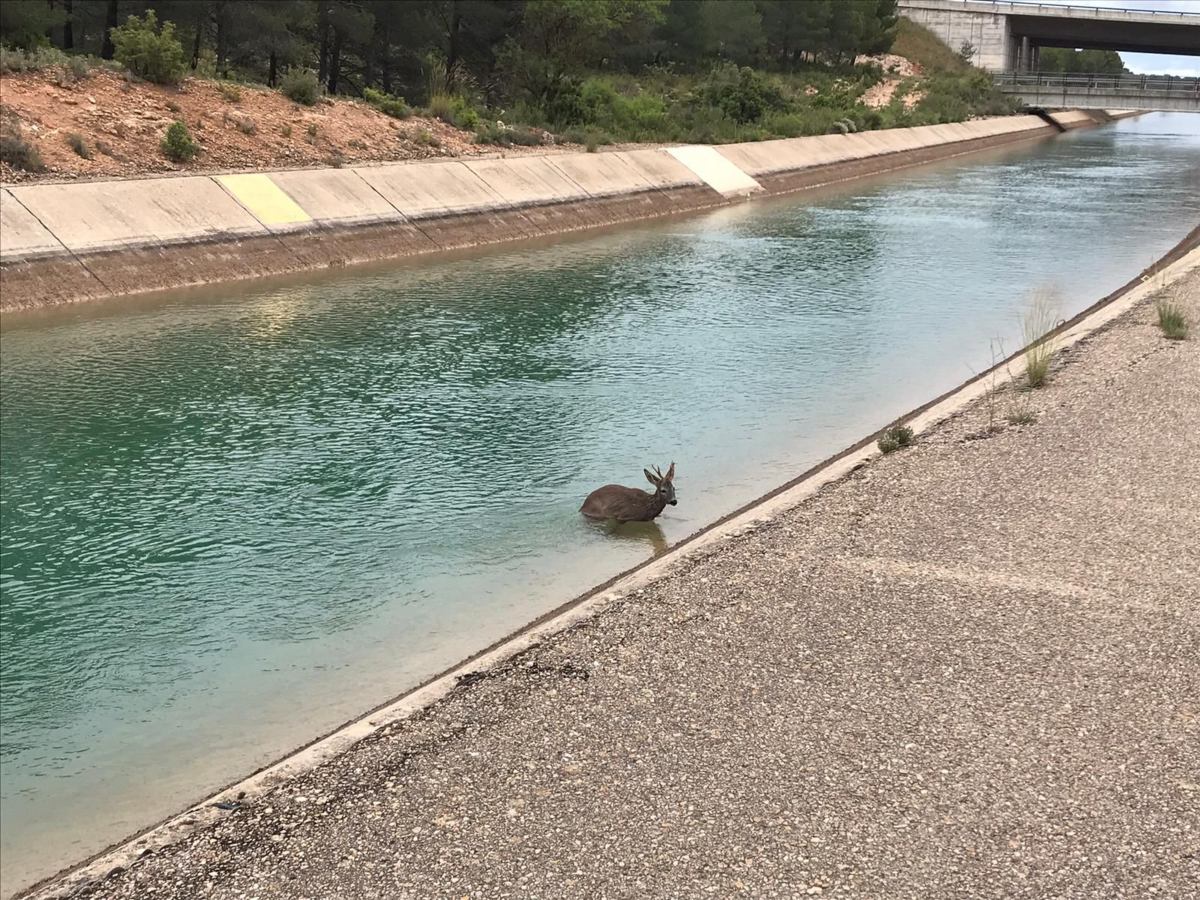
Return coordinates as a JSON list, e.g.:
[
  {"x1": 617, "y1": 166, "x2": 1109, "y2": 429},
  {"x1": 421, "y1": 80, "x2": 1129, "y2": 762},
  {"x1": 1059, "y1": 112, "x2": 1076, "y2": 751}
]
[{"x1": 2, "y1": 113, "x2": 1198, "y2": 894}]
